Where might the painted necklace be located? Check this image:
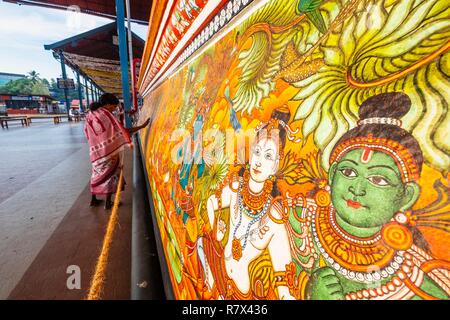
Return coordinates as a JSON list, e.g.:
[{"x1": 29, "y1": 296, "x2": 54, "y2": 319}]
[
  {"x1": 231, "y1": 182, "x2": 271, "y2": 261},
  {"x1": 313, "y1": 205, "x2": 405, "y2": 283},
  {"x1": 241, "y1": 170, "x2": 272, "y2": 214}
]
